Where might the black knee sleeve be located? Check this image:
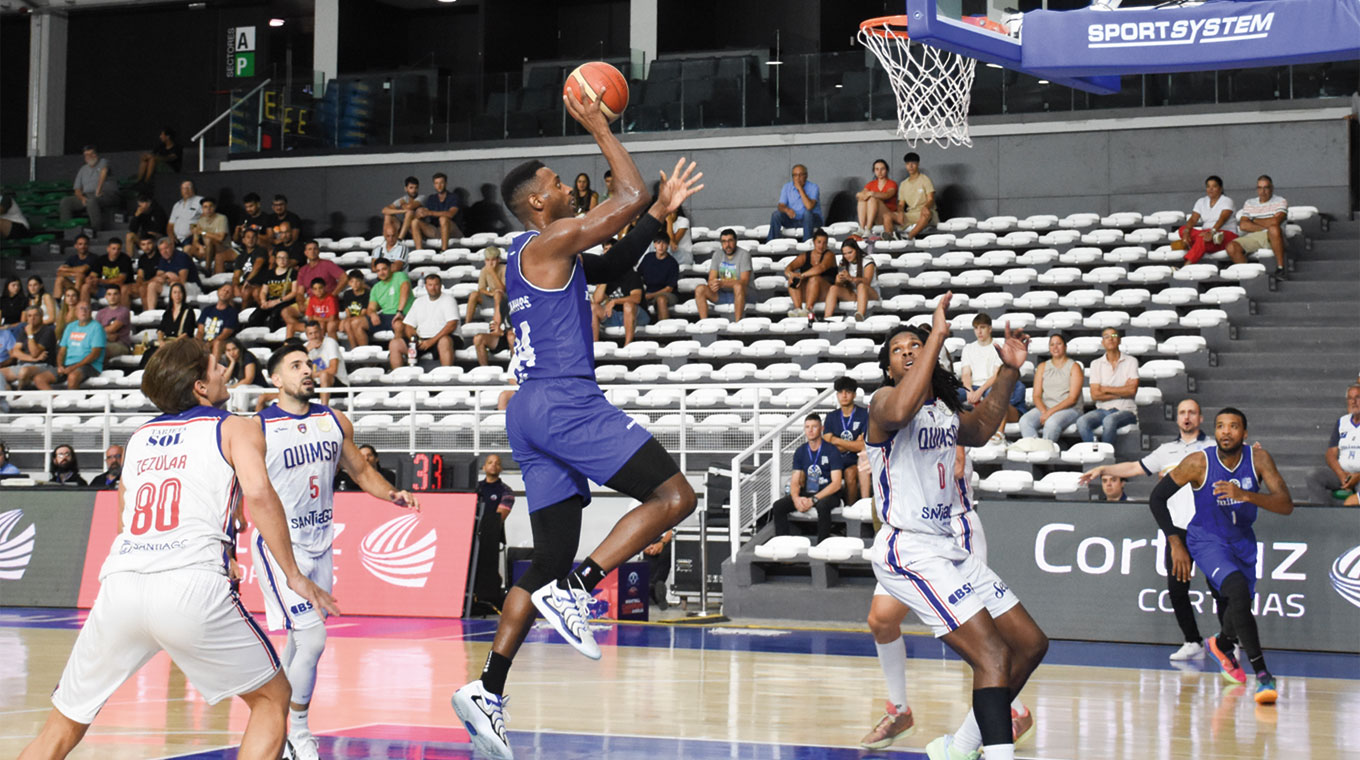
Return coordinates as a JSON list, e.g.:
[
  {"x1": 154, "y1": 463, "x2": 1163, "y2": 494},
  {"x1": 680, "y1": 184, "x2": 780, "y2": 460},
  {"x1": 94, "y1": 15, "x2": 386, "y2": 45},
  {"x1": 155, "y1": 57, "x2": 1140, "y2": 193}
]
[{"x1": 513, "y1": 496, "x2": 584, "y2": 592}]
